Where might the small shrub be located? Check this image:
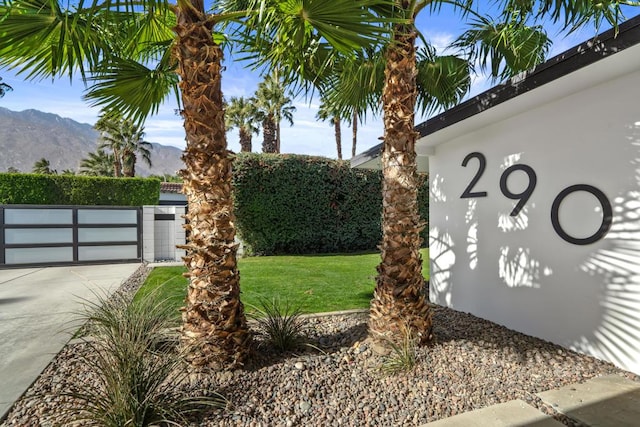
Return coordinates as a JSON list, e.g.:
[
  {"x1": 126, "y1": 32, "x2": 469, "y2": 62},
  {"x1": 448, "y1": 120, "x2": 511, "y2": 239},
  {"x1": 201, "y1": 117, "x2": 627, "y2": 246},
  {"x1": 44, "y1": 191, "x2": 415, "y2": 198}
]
[
  {"x1": 64, "y1": 291, "x2": 224, "y2": 427},
  {"x1": 379, "y1": 322, "x2": 419, "y2": 375},
  {"x1": 249, "y1": 297, "x2": 307, "y2": 353}
]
